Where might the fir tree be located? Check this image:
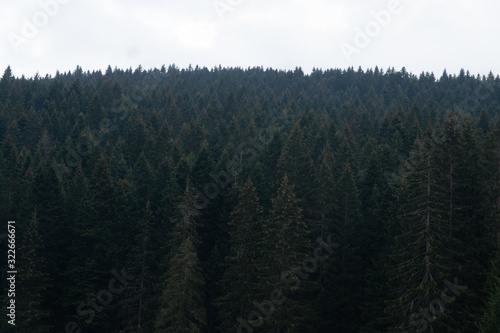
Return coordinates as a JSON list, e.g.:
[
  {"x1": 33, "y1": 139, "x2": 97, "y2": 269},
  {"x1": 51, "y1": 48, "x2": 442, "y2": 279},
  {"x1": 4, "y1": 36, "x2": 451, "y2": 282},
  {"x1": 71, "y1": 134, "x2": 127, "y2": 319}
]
[
  {"x1": 216, "y1": 178, "x2": 263, "y2": 331},
  {"x1": 385, "y1": 127, "x2": 460, "y2": 332},
  {"x1": 257, "y1": 175, "x2": 317, "y2": 332},
  {"x1": 321, "y1": 161, "x2": 363, "y2": 332},
  {"x1": 17, "y1": 211, "x2": 52, "y2": 332},
  {"x1": 277, "y1": 123, "x2": 316, "y2": 214},
  {"x1": 122, "y1": 201, "x2": 155, "y2": 332},
  {"x1": 154, "y1": 236, "x2": 206, "y2": 332},
  {"x1": 478, "y1": 261, "x2": 500, "y2": 333}
]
